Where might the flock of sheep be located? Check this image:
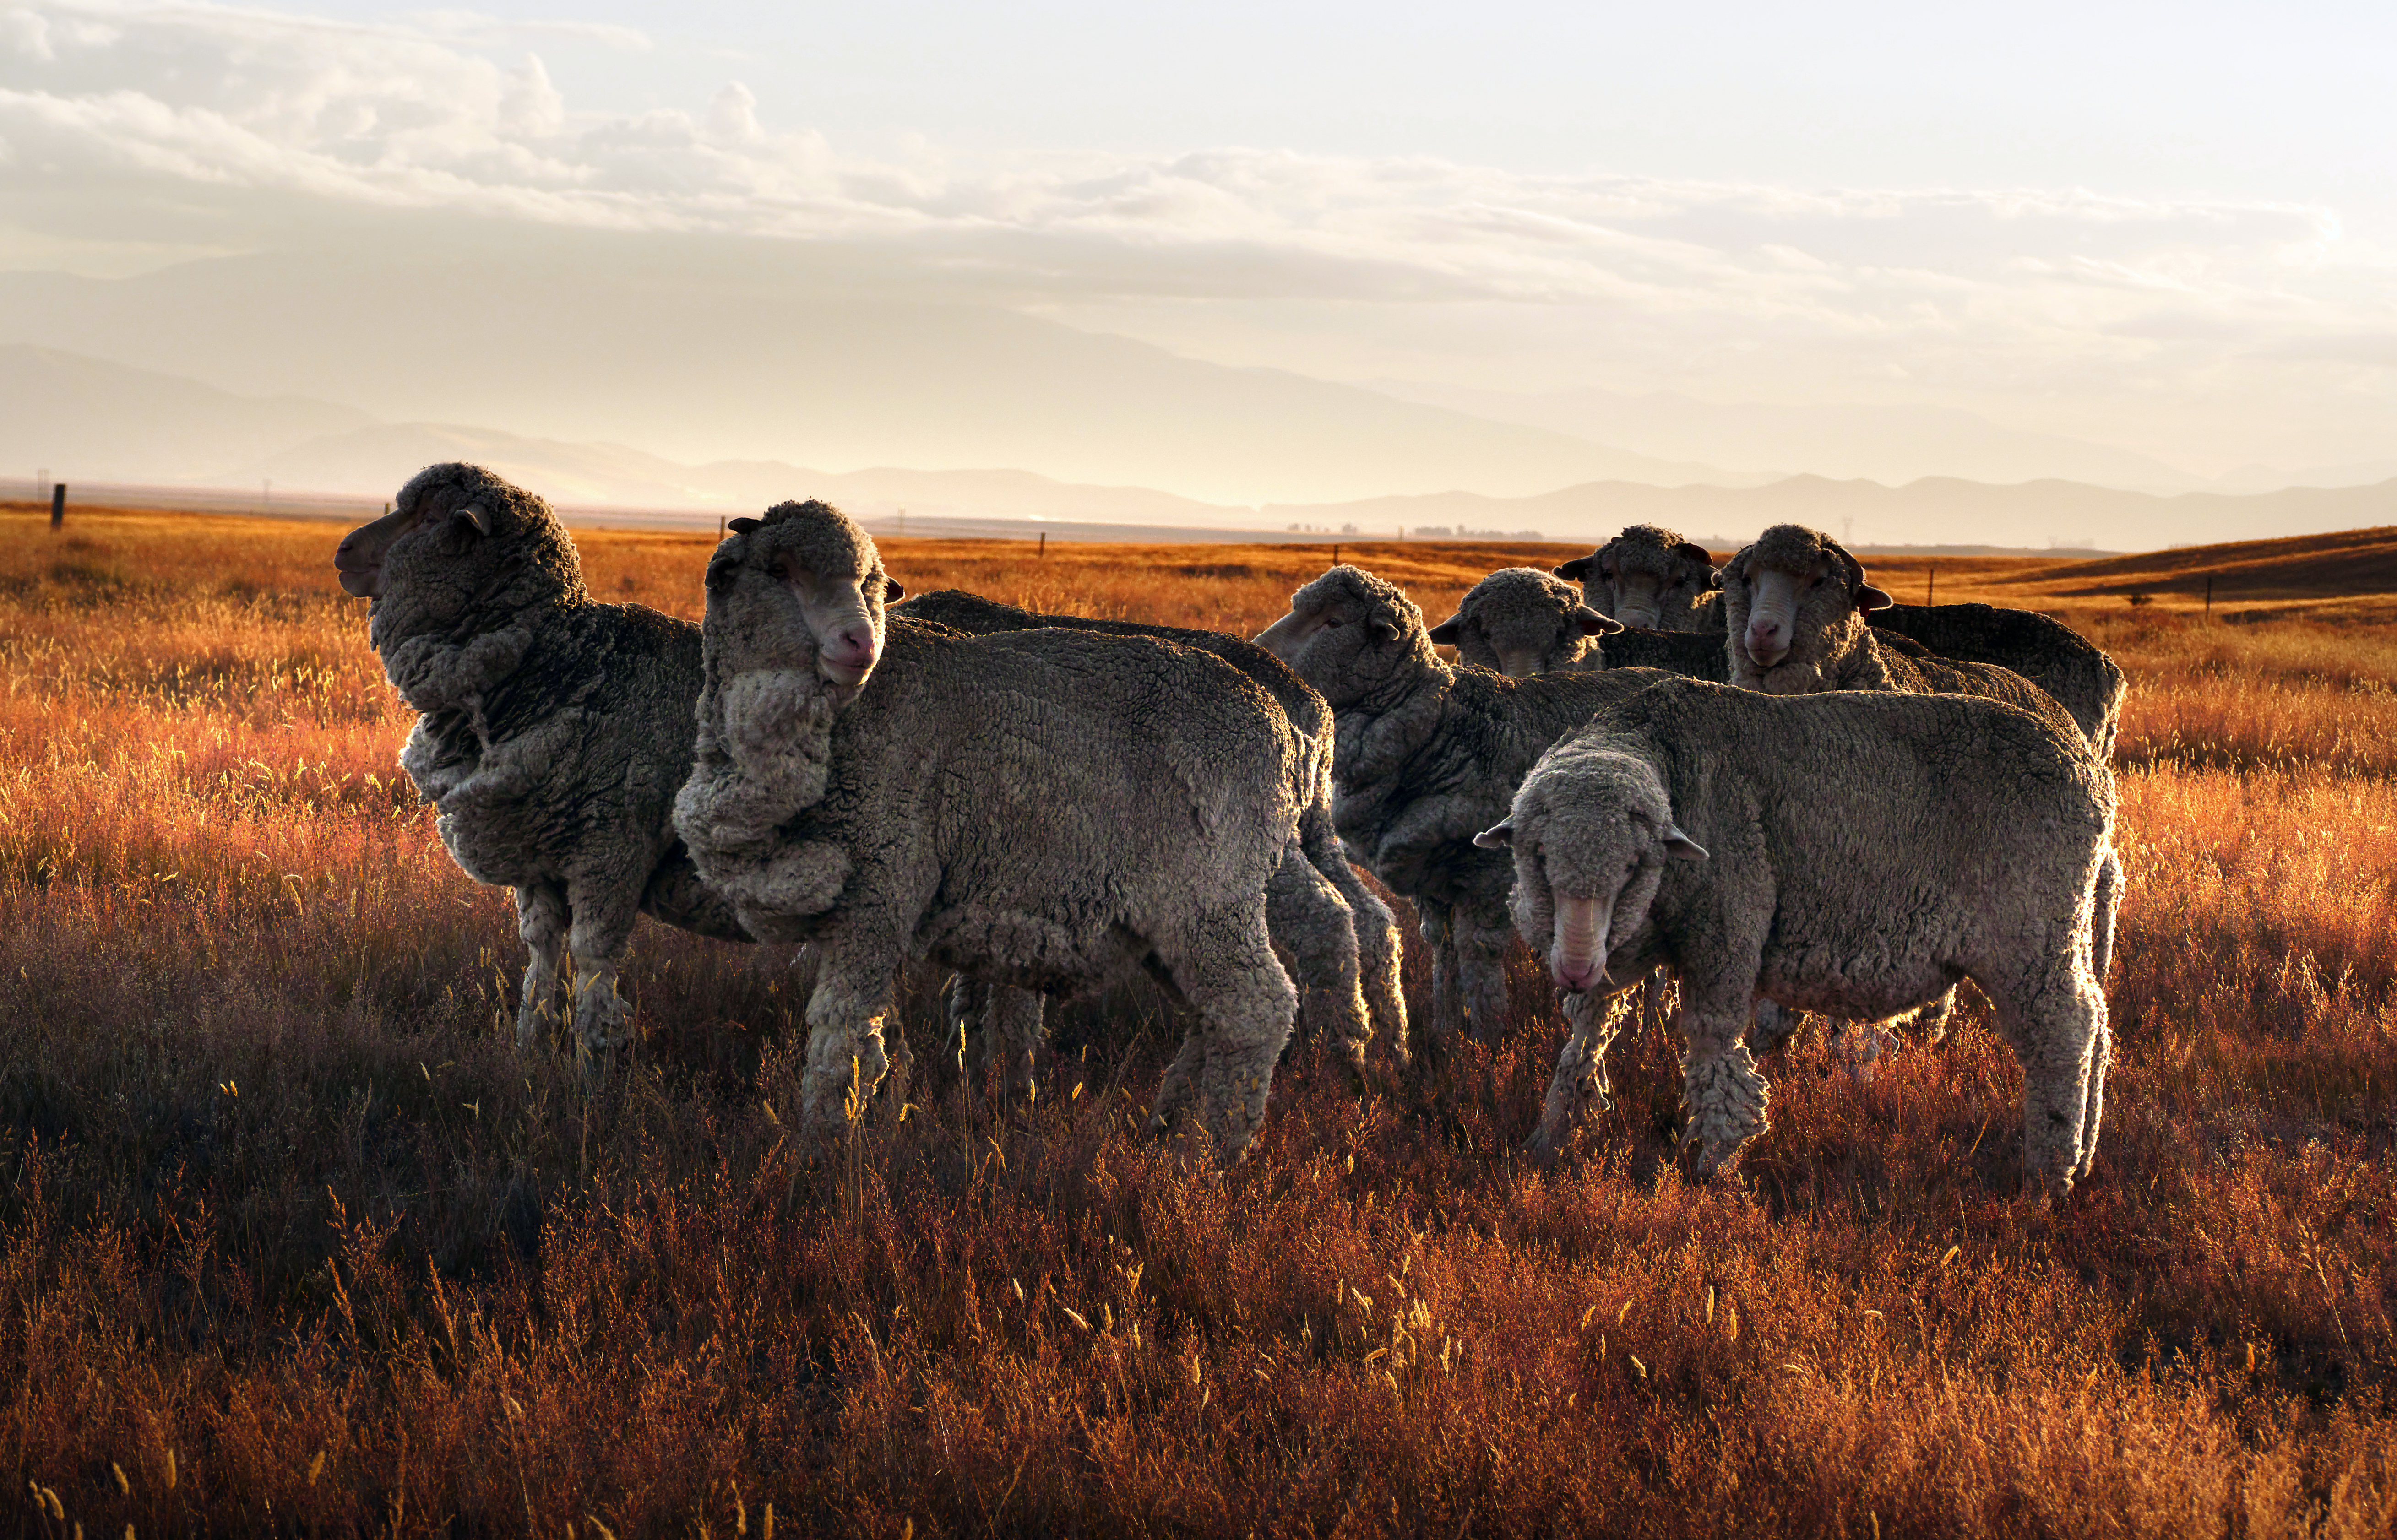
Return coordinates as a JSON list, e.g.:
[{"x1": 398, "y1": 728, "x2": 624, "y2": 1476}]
[{"x1": 333, "y1": 461, "x2": 2125, "y2": 1194}]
